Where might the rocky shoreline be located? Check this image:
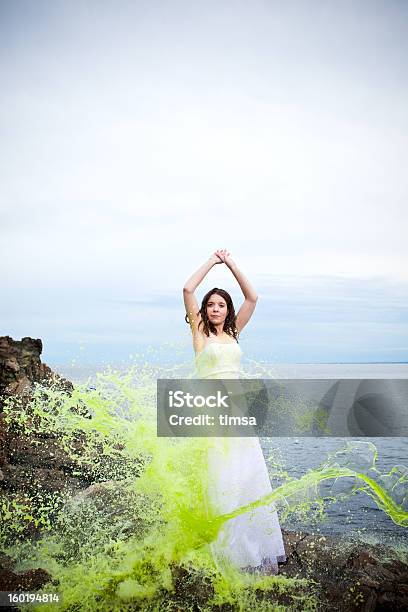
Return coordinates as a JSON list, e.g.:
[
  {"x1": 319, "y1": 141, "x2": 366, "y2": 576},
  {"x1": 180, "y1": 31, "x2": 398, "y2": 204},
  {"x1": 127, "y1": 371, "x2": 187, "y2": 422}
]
[
  {"x1": 0, "y1": 336, "x2": 407, "y2": 611},
  {"x1": 0, "y1": 336, "x2": 96, "y2": 509}
]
